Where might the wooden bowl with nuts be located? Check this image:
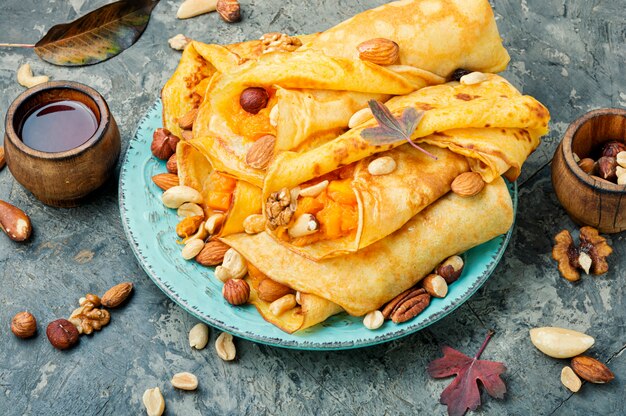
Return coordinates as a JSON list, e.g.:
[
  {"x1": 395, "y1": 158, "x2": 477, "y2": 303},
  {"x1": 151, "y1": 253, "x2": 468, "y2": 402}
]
[
  {"x1": 4, "y1": 81, "x2": 120, "y2": 207},
  {"x1": 551, "y1": 108, "x2": 626, "y2": 233}
]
